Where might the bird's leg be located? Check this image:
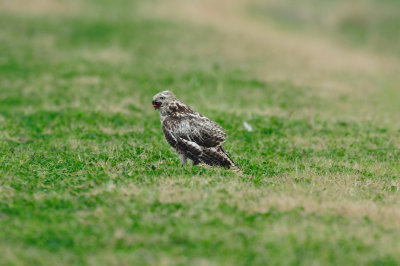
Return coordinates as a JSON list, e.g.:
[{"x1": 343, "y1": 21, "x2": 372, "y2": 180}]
[
  {"x1": 178, "y1": 153, "x2": 187, "y2": 166},
  {"x1": 191, "y1": 159, "x2": 211, "y2": 168},
  {"x1": 191, "y1": 160, "x2": 200, "y2": 166}
]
